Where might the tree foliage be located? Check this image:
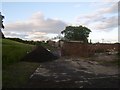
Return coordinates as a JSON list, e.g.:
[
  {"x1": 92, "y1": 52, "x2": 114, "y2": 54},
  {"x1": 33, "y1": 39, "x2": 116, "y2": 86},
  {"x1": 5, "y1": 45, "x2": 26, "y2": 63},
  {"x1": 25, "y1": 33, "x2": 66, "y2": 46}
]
[
  {"x1": 0, "y1": 12, "x2": 5, "y2": 38},
  {"x1": 61, "y1": 25, "x2": 91, "y2": 43}
]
